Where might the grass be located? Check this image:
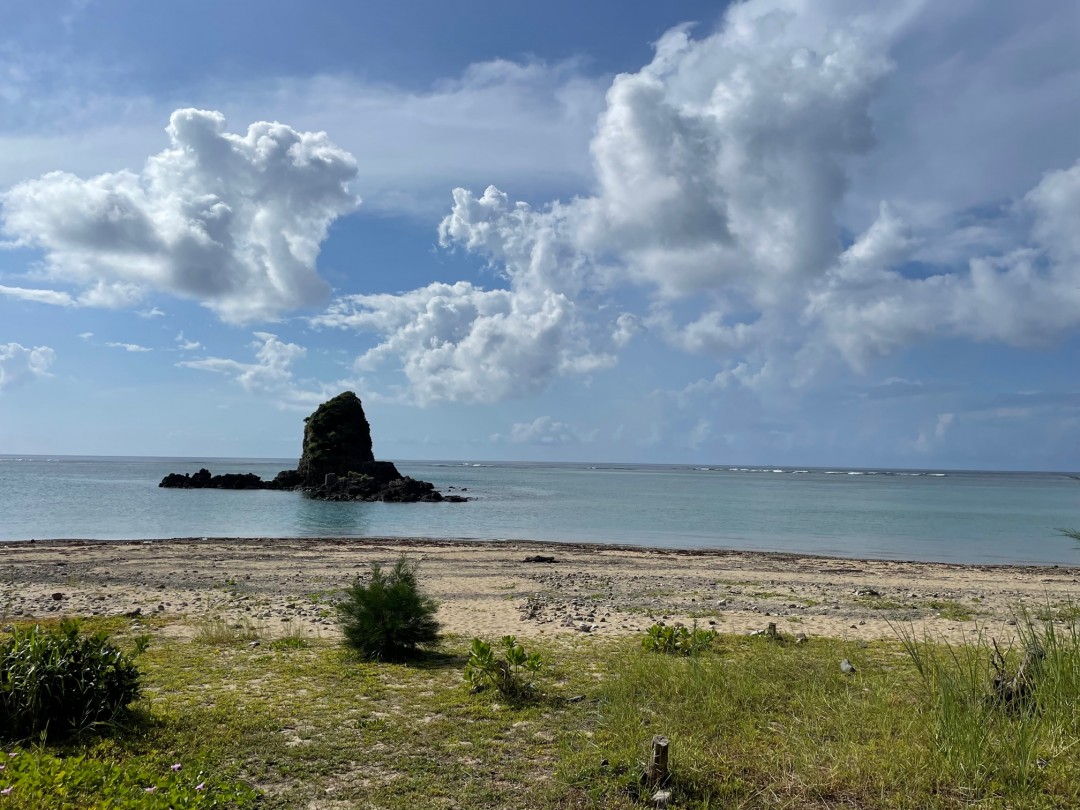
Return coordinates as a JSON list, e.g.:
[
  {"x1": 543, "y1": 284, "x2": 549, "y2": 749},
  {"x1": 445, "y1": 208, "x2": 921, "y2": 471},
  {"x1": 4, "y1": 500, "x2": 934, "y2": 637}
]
[
  {"x1": 2, "y1": 613, "x2": 1080, "y2": 808},
  {"x1": 927, "y1": 599, "x2": 978, "y2": 622},
  {"x1": 1035, "y1": 599, "x2": 1080, "y2": 624},
  {"x1": 854, "y1": 595, "x2": 908, "y2": 611}
]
